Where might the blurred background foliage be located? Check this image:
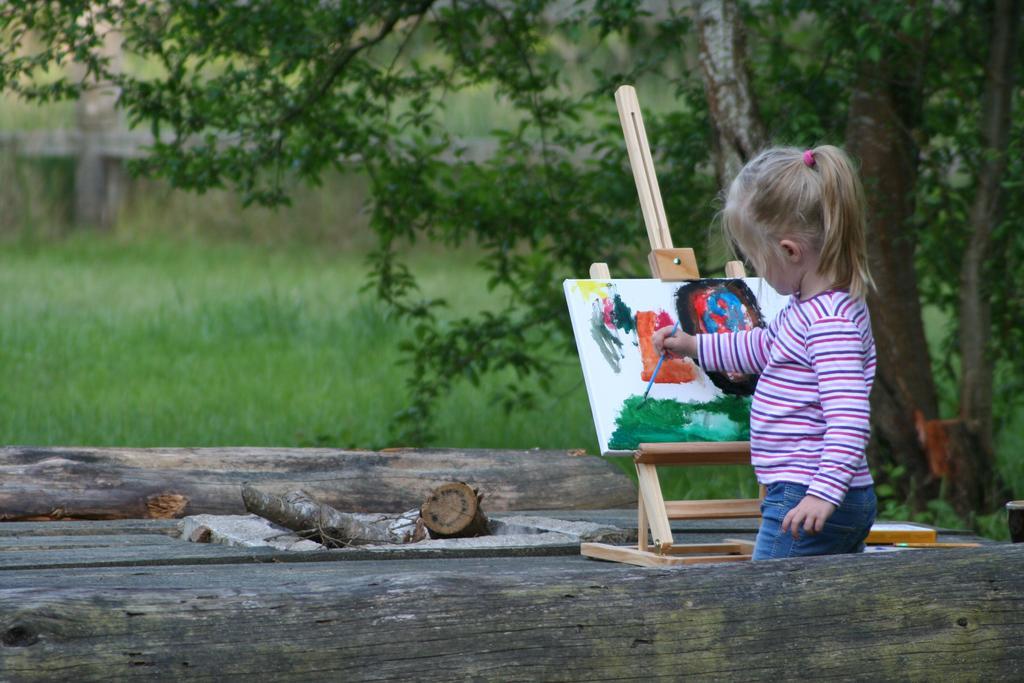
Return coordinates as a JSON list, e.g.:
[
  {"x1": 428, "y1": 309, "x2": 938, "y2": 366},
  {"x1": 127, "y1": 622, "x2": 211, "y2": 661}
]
[{"x1": 0, "y1": 1, "x2": 1021, "y2": 537}]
